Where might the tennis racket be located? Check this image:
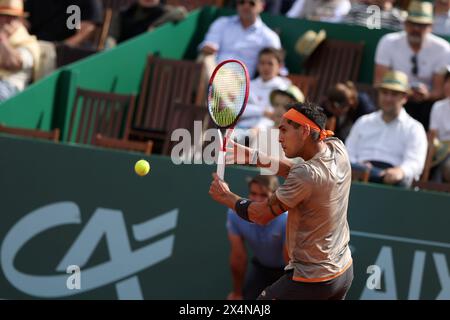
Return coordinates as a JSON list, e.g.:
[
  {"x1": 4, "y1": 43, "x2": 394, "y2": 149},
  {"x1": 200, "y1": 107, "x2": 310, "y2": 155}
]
[{"x1": 207, "y1": 59, "x2": 250, "y2": 180}]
